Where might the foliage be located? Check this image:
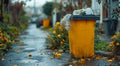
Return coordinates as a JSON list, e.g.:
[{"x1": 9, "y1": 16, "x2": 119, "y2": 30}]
[
  {"x1": 42, "y1": 2, "x2": 54, "y2": 17},
  {"x1": 46, "y1": 22, "x2": 69, "y2": 50},
  {"x1": 0, "y1": 1, "x2": 29, "y2": 57},
  {"x1": 0, "y1": 26, "x2": 14, "y2": 56},
  {"x1": 95, "y1": 39, "x2": 111, "y2": 51},
  {"x1": 8, "y1": 26, "x2": 19, "y2": 36},
  {"x1": 94, "y1": 23, "x2": 111, "y2": 52},
  {"x1": 18, "y1": 10, "x2": 29, "y2": 31},
  {"x1": 109, "y1": 32, "x2": 120, "y2": 55}
]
